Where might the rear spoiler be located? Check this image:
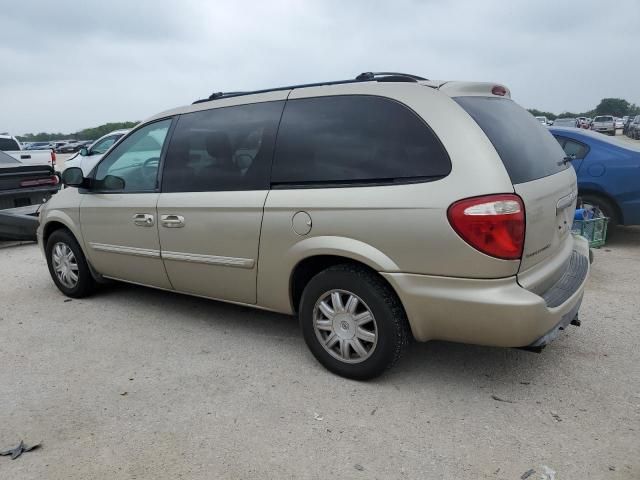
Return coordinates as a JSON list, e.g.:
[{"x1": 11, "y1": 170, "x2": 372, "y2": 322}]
[{"x1": 437, "y1": 81, "x2": 511, "y2": 98}]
